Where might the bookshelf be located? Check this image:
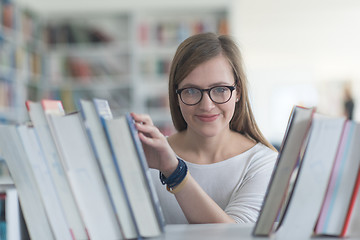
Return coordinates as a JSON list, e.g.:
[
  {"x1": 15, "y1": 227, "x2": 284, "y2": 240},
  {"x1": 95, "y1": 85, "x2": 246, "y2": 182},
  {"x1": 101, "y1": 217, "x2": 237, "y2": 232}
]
[
  {"x1": 42, "y1": 9, "x2": 229, "y2": 134},
  {"x1": 0, "y1": 0, "x2": 46, "y2": 124},
  {"x1": 42, "y1": 14, "x2": 135, "y2": 118},
  {"x1": 0, "y1": 157, "x2": 22, "y2": 240}
]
